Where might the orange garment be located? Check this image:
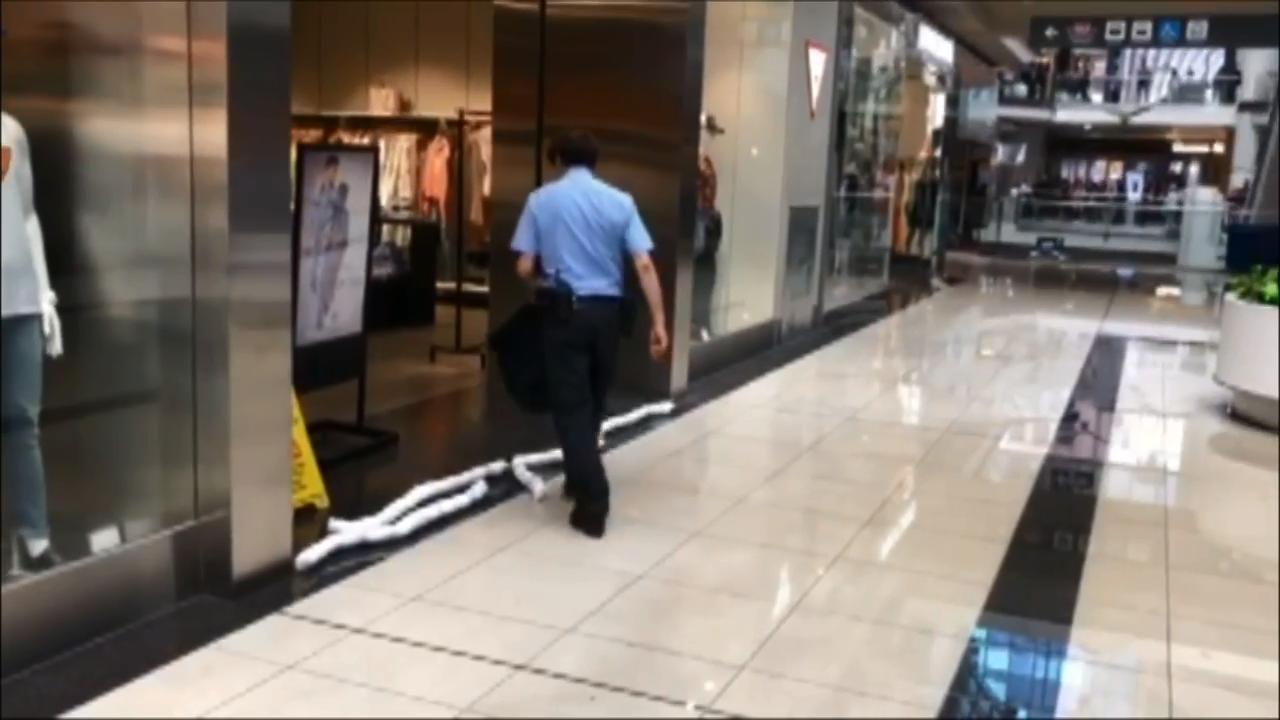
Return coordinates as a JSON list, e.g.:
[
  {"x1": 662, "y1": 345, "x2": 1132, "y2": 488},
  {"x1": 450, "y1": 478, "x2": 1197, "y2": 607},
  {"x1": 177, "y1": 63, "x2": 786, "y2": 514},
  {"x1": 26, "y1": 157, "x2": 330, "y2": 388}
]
[
  {"x1": 420, "y1": 134, "x2": 451, "y2": 216},
  {"x1": 697, "y1": 153, "x2": 717, "y2": 211}
]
